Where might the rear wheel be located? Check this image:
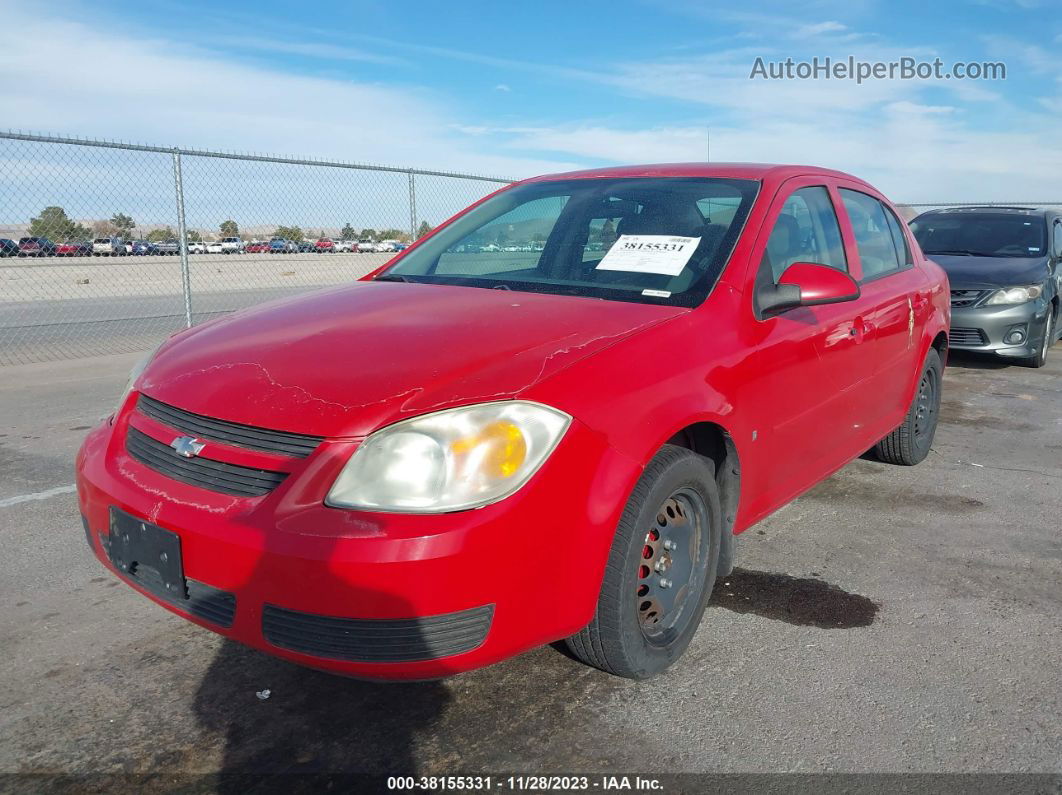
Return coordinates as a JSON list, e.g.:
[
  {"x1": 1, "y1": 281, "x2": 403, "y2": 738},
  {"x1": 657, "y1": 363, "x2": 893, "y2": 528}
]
[
  {"x1": 874, "y1": 348, "x2": 942, "y2": 465},
  {"x1": 565, "y1": 445, "x2": 721, "y2": 679}
]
